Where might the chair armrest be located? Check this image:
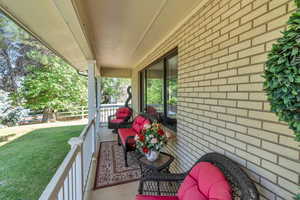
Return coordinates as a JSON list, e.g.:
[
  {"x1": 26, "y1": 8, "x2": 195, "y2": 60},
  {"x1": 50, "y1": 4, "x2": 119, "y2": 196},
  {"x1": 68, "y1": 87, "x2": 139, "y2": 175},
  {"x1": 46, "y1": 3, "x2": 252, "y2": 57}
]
[
  {"x1": 138, "y1": 172, "x2": 187, "y2": 195},
  {"x1": 108, "y1": 114, "x2": 116, "y2": 121}
]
